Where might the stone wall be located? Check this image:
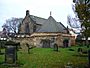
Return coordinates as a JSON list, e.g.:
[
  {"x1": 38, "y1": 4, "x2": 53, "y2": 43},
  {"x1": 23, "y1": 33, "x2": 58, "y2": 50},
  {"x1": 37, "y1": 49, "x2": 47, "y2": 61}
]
[
  {"x1": 70, "y1": 36, "x2": 76, "y2": 46},
  {"x1": 19, "y1": 13, "x2": 41, "y2": 34},
  {"x1": 19, "y1": 15, "x2": 34, "y2": 33},
  {"x1": 12, "y1": 32, "x2": 76, "y2": 48}
]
